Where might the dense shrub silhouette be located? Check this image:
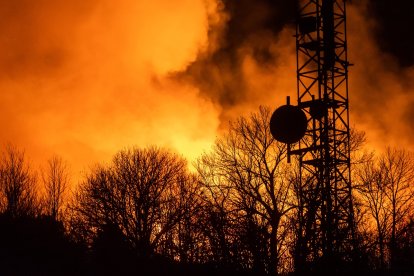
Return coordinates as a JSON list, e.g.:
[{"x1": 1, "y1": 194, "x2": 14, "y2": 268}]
[{"x1": 0, "y1": 214, "x2": 83, "y2": 275}]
